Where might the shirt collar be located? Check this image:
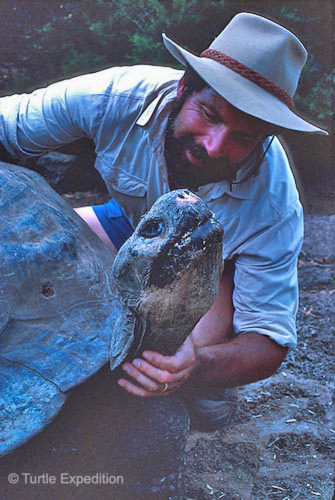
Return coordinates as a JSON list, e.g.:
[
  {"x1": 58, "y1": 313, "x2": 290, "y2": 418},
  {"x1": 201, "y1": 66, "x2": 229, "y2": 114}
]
[
  {"x1": 136, "y1": 93, "x2": 166, "y2": 127},
  {"x1": 136, "y1": 86, "x2": 177, "y2": 151}
]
